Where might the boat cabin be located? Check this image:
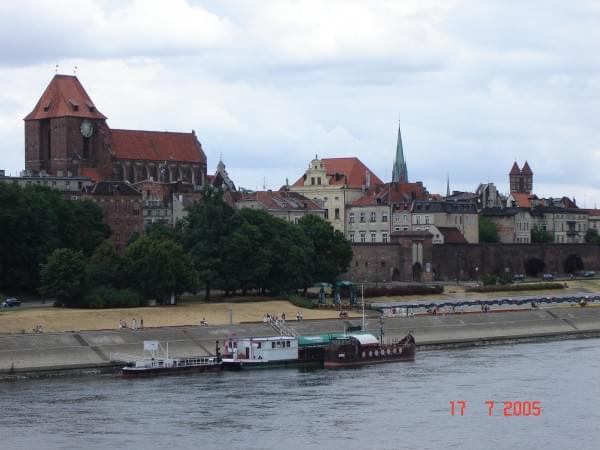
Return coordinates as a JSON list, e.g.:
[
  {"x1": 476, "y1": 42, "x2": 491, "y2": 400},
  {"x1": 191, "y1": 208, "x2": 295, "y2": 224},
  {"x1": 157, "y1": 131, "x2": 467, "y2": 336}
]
[{"x1": 225, "y1": 336, "x2": 298, "y2": 361}]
